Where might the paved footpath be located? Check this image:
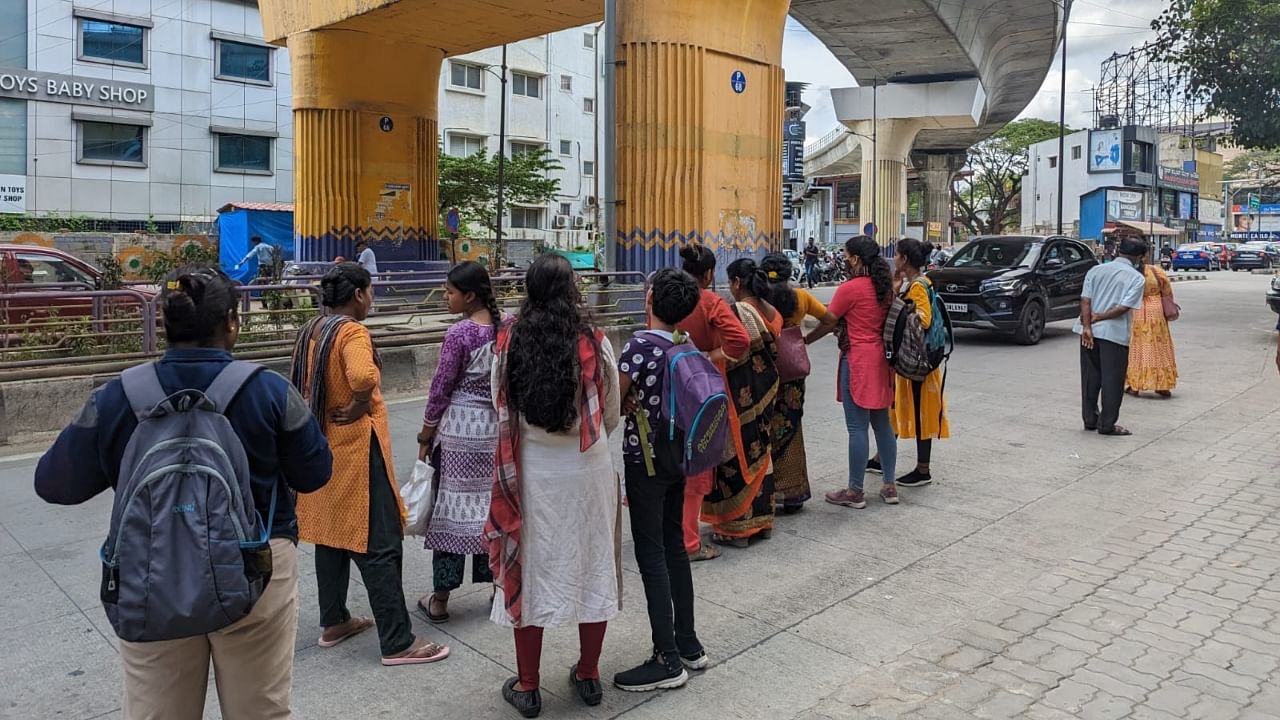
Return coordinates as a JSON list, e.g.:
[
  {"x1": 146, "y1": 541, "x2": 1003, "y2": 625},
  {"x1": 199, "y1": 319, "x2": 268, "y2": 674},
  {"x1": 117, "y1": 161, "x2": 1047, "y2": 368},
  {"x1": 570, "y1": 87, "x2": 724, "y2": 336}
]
[{"x1": 1, "y1": 272, "x2": 1277, "y2": 719}]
